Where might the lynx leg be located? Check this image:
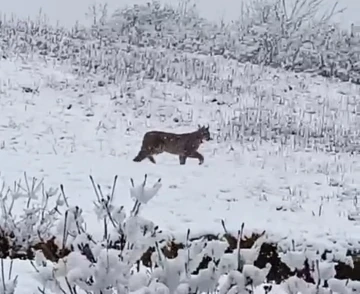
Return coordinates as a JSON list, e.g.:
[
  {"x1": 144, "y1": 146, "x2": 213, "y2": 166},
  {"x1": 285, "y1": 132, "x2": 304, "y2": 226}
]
[
  {"x1": 133, "y1": 150, "x2": 148, "y2": 162},
  {"x1": 188, "y1": 151, "x2": 204, "y2": 165},
  {"x1": 147, "y1": 155, "x2": 156, "y2": 164},
  {"x1": 179, "y1": 155, "x2": 187, "y2": 165},
  {"x1": 147, "y1": 142, "x2": 165, "y2": 164}
]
